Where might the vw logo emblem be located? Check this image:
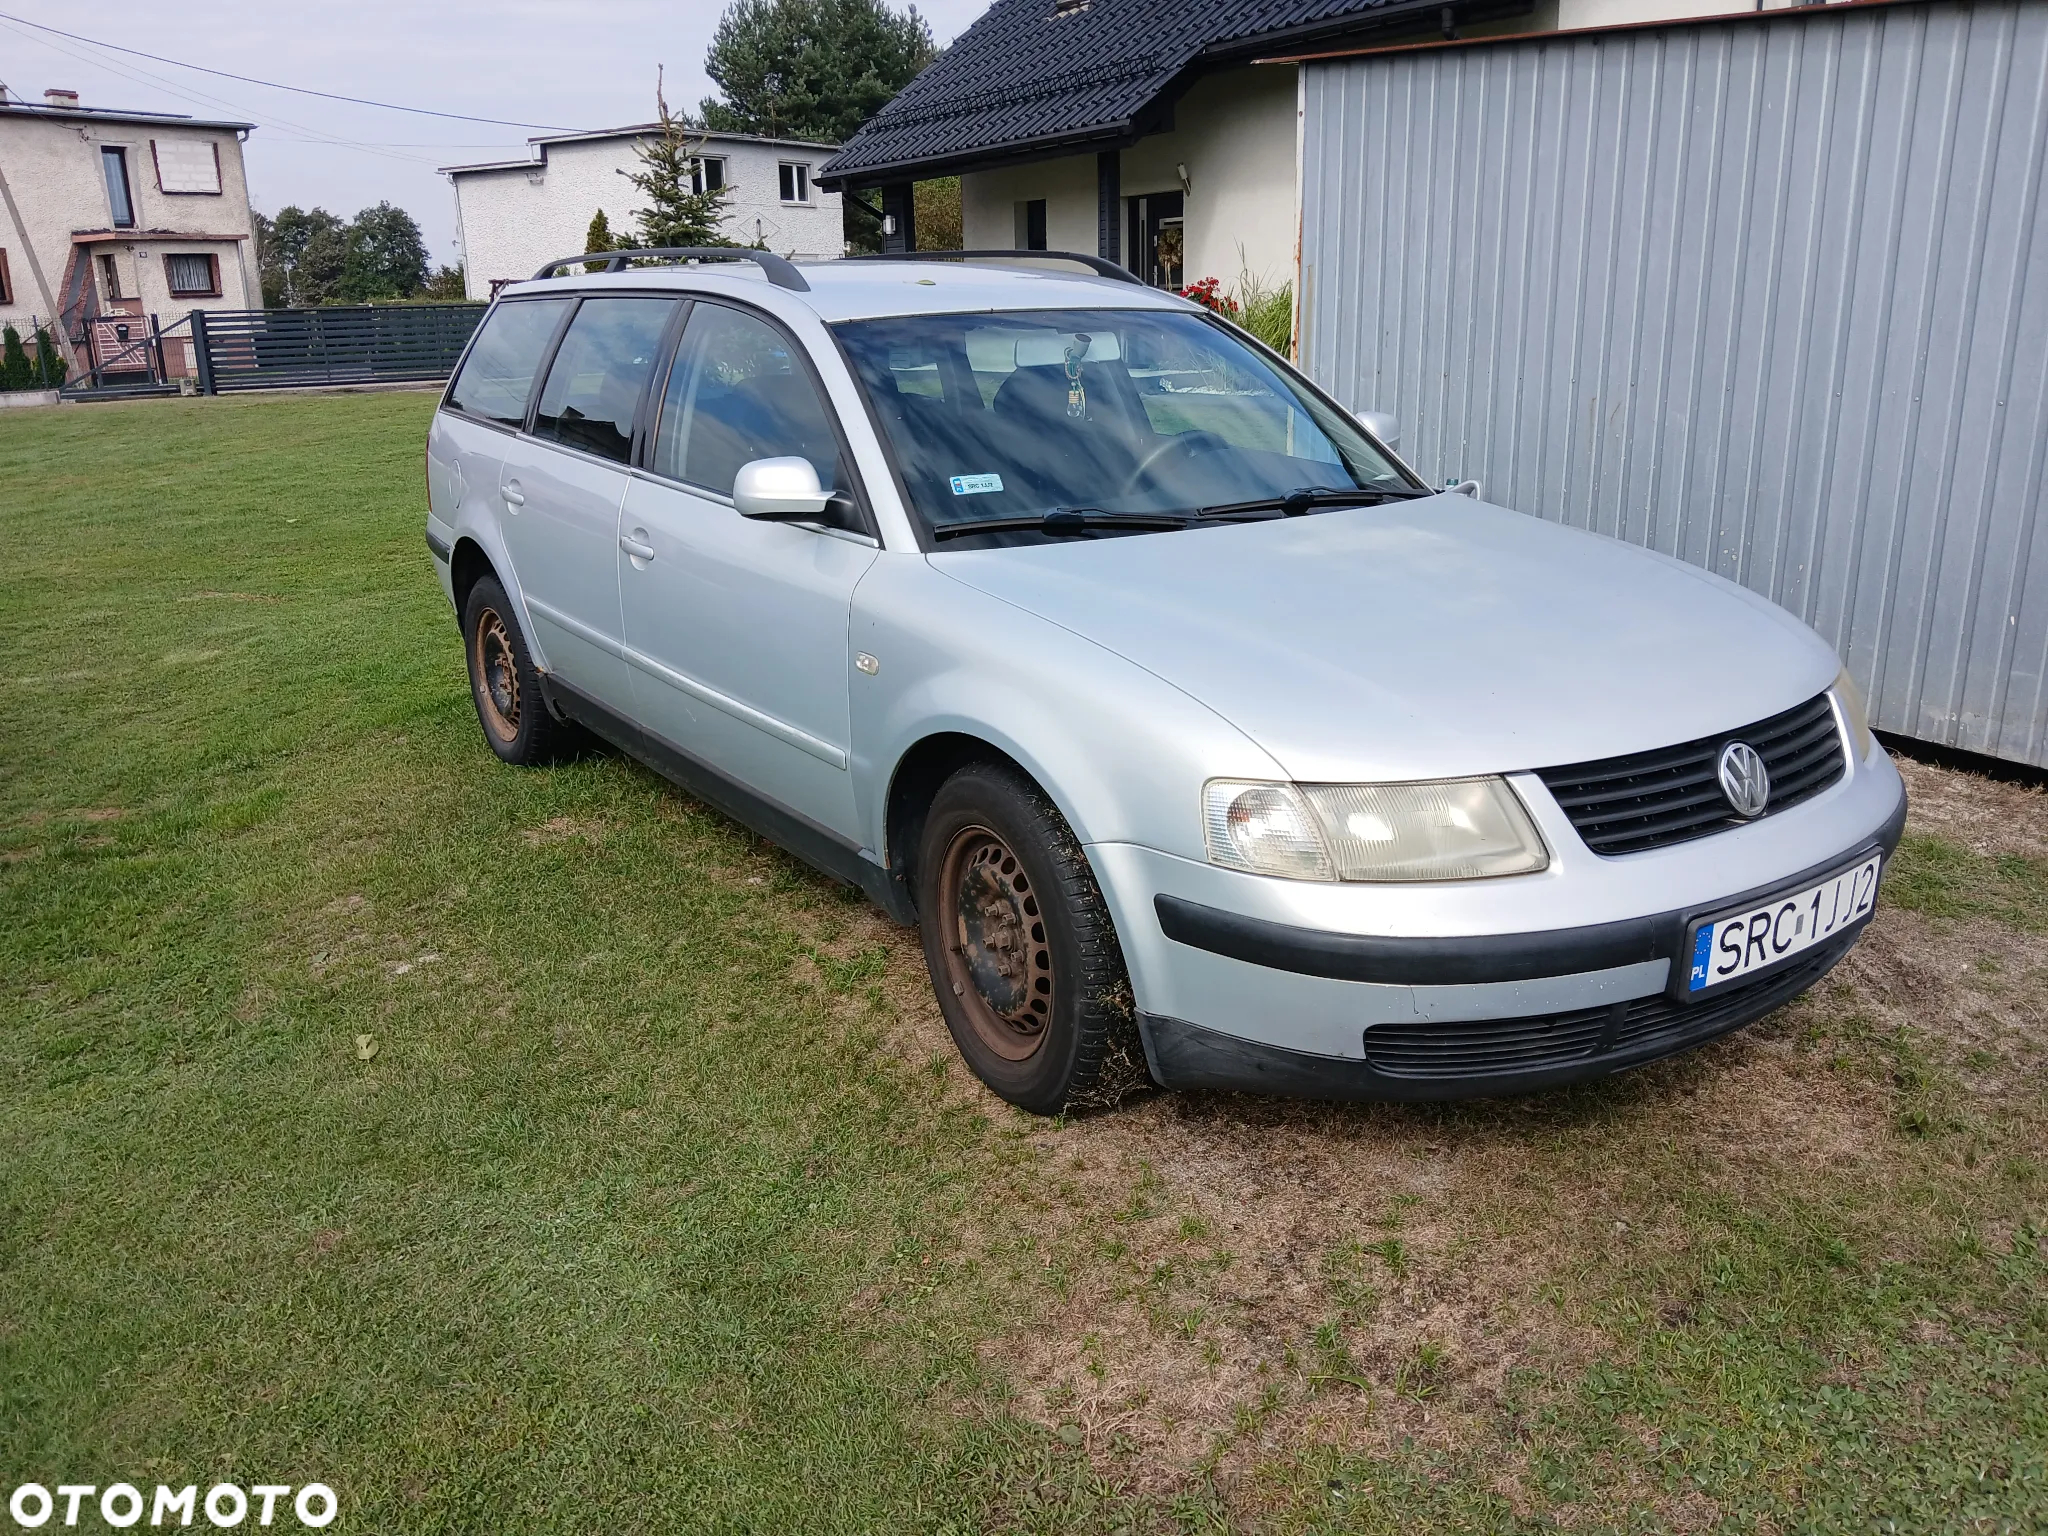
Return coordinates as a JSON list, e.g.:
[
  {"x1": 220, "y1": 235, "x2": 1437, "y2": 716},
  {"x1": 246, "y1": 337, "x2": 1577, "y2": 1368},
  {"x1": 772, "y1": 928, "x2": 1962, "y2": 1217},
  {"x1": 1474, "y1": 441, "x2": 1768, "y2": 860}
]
[{"x1": 1717, "y1": 740, "x2": 1771, "y2": 818}]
